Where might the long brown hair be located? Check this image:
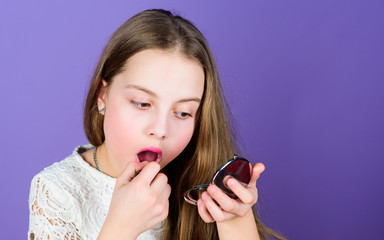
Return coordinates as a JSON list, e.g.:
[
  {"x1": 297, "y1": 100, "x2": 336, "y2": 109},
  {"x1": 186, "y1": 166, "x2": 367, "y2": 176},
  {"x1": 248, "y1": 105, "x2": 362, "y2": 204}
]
[{"x1": 84, "y1": 9, "x2": 285, "y2": 240}]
